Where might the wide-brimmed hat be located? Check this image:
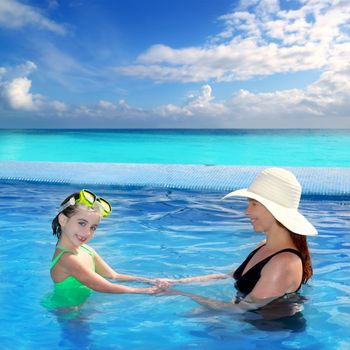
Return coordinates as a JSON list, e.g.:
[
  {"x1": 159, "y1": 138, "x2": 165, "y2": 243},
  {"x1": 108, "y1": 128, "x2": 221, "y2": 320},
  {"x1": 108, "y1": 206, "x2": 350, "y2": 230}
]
[{"x1": 223, "y1": 167, "x2": 317, "y2": 236}]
